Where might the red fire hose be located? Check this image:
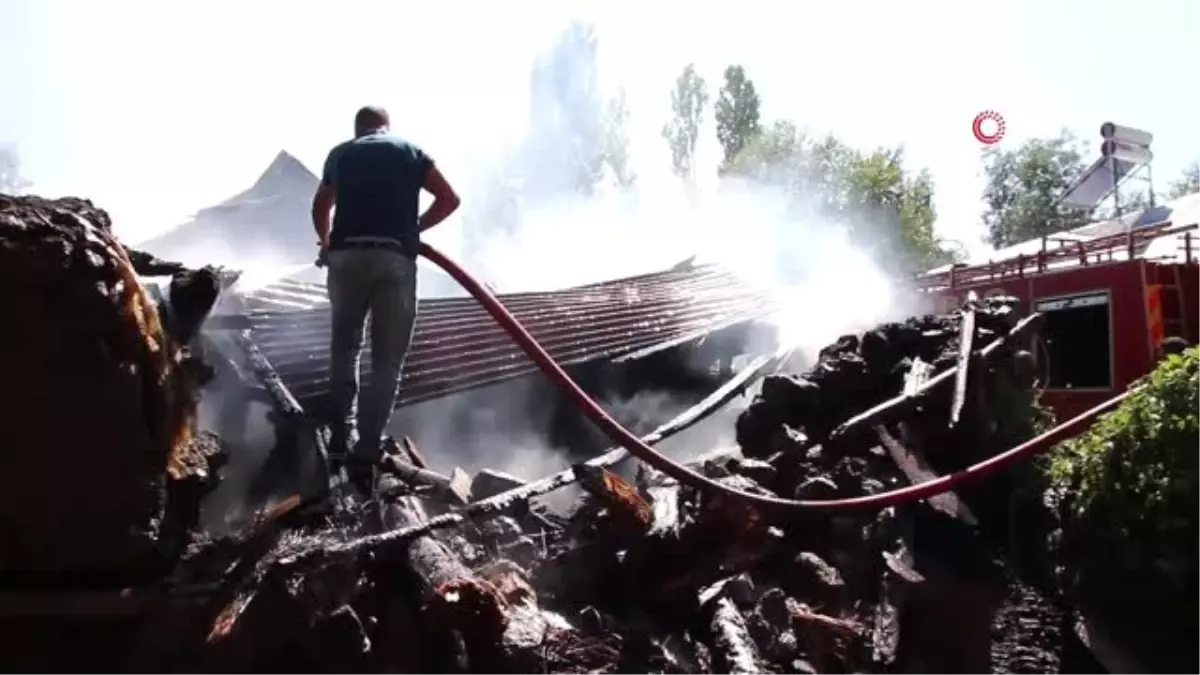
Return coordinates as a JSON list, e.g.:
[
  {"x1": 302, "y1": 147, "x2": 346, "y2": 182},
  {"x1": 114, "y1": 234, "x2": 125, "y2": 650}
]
[{"x1": 420, "y1": 242, "x2": 1131, "y2": 514}]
